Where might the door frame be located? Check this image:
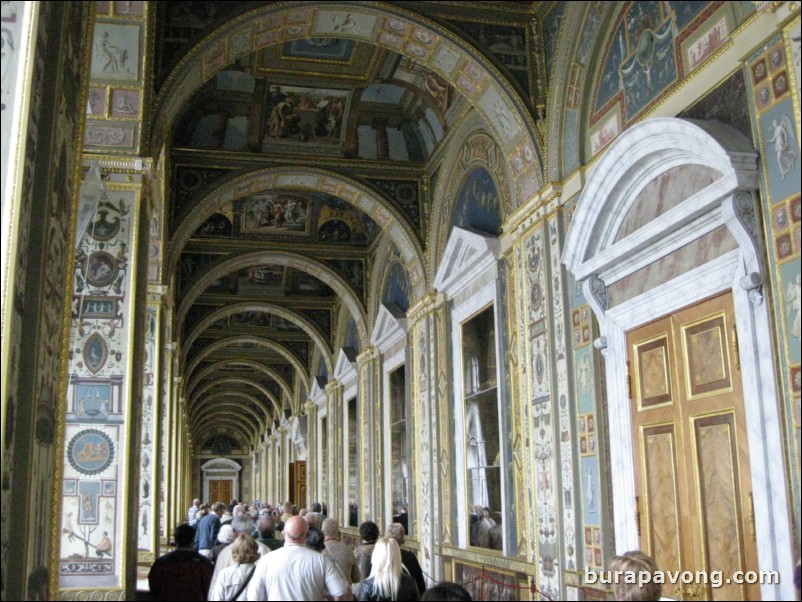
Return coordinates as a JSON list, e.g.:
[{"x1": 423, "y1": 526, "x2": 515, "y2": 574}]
[
  {"x1": 201, "y1": 457, "x2": 241, "y2": 504},
  {"x1": 563, "y1": 118, "x2": 794, "y2": 600}
]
